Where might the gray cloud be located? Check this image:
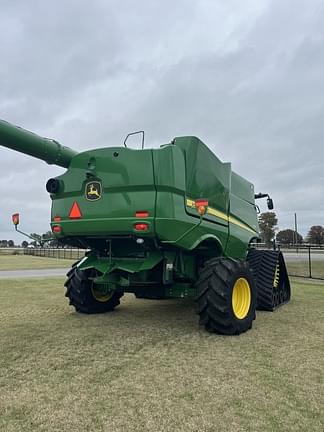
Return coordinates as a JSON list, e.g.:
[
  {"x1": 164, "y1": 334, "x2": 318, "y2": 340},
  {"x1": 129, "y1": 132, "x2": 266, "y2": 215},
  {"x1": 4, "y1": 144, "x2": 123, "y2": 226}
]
[{"x1": 1, "y1": 0, "x2": 323, "y2": 243}]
